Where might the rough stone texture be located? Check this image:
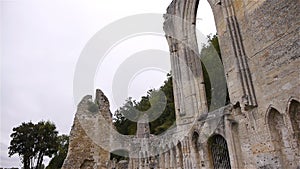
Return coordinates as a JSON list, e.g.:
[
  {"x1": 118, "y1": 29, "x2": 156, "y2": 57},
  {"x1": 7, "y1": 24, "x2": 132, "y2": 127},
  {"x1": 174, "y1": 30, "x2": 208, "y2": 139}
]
[
  {"x1": 159, "y1": 0, "x2": 299, "y2": 168},
  {"x1": 63, "y1": 0, "x2": 299, "y2": 168},
  {"x1": 62, "y1": 89, "x2": 112, "y2": 169}
]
